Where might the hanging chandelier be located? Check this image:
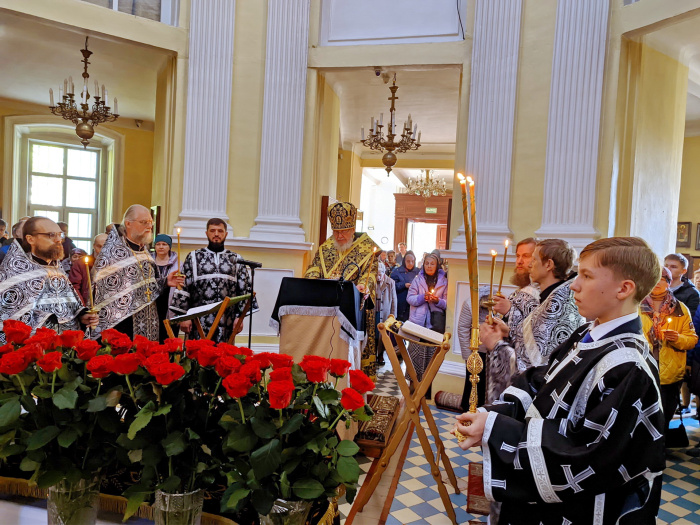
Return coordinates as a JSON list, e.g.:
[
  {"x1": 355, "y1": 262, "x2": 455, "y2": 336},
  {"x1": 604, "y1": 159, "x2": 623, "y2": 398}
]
[
  {"x1": 406, "y1": 169, "x2": 447, "y2": 198},
  {"x1": 360, "y1": 73, "x2": 421, "y2": 175},
  {"x1": 49, "y1": 37, "x2": 119, "y2": 148}
]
